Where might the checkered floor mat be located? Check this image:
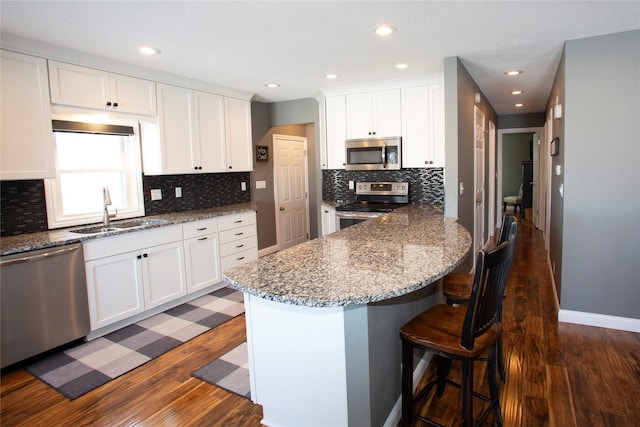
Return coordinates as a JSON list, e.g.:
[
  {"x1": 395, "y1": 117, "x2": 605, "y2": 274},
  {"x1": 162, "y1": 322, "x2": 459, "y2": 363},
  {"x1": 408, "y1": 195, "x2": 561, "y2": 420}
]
[
  {"x1": 25, "y1": 287, "x2": 244, "y2": 400},
  {"x1": 192, "y1": 341, "x2": 250, "y2": 399}
]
